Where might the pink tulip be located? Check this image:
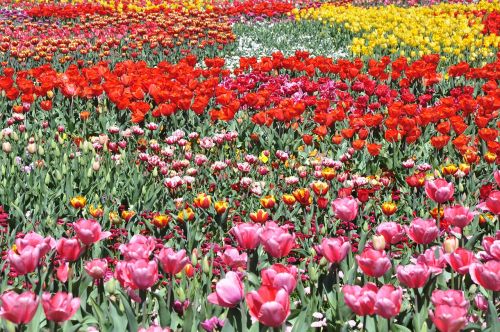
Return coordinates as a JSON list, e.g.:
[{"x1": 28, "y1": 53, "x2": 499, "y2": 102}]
[
  {"x1": 42, "y1": 292, "x2": 80, "y2": 322},
  {"x1": 443, "y1": 206, "x2": 476, "y2": 229},
  {"x1": 230, "y1": 223, "x2": 262, "y2": 250},
  {"x1": 477, "y1": 190, "x2": 500, "y2": 215},
  {"x1": 73, "y1": 218, "x2": 111, "y2": 245},
  {"x1": 374, "y1": 285, "x2": 402, "y2": 318},
  {"x1": 0, "y1": 291, "x2": 39, "y2": 324},
  {"x1": 157, "y1": 247, "x2": 189, "y2": 275},
  {"x1": 15, "y1": 232, "x2": 55, "y2": 256},
  {"x1": 474, "y1": 294, "x2": 488, "y2": 311},
  {"x1": 376, "y1": 222, "x2": 405, "y2": 245},
  {"x1": 408, "y1": 218, "x2": 439, "y2": 244},
  {"x1": 445, "y1": 248, "x2": 478, "y2": 275},
  {"x1": 416, "y1": 247, "x2": 447, "y2": 274},
  {"x1": 119, "y1": 235, "x2": 156, "y2": 261},
  {"x1": 320, "y1": 237, "x2": 351, "y2": 264},
  {"x1": 331, "y1": 196, "x2": 358, "y2": 222},
  {"x1": 84, "y1": 259, "x2": 109, "y2": 279},
  {"x1": 479, "y1": 235, "x2": 500, "y2": 261},
  {"x1": 431, "y1": 290, "x2": 468, "y2": 308},
  {"x1": 115, "y1": 261, "x2": 135, "y2": 290},
  {"x1": 396, "y1": 263, "x2": 430, "y2": 288},
  {"x1": 259, "y1": 222, "x2": 295, "y2": 258},
  {"x1": 356, "y1": 248, "x2": 391, "y2": 278},
  {"x1": 219, "y1": 247, "x2": 247, "y2": 270},
  {"x1": 7, "y1": 246, "x2": 40, "y2": 275},
  {"x1": 246, "y1": 286, "x2": 290, "y2": 327},
  {"x1": 494, "y1": 170, "x2": 500, "y2": 187},
  {"x1": 56, "y1": 262, "x2": 69, "y2": 283},
  {"x1": 430, "y1": 305, "x2": 468, "y2": 332},
  {"x1": 56, "y1": 238, "x2": 83, "y2": 262},
  {"x1": 126, "y1": 259, "x2": 159, "y2": 290},
  {"x1": 469, "y1": 261, "x2": 500, "y2": 291},
  {"x1": 425, "y1": 178, "x2": 454, "y2": 203},
  {"x1": 342, "y1": 283, "x2": 377, "y2": 316},
  {"x1": 207, "y1": 271, "x2": 244, "y2": 308},
  {"x1": 261, "y1": 264, "x2": 298, "y2": 294}
]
